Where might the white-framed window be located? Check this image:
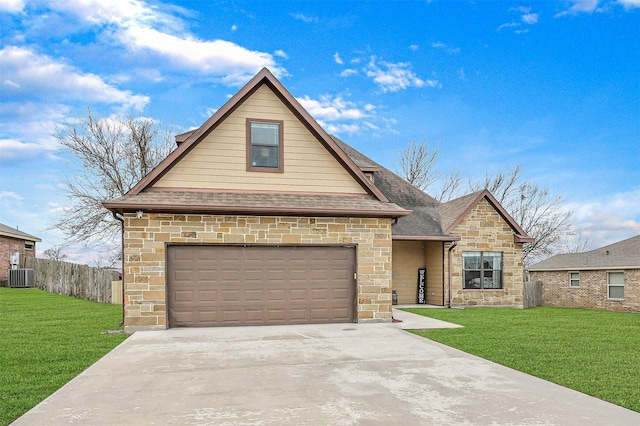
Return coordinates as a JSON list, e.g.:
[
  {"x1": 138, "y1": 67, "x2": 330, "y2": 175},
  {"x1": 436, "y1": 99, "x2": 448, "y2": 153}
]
[
  {"x1": 569, "y1": 271, "x2": 580, "y2": 287},
  {"x1": 247, "y1": 119, "x2": 283, "y2": 171},
  {"x1": 607, "y1": 272, "x2": 624, "y2": 299},
  {"x1": 462, "y1": 252, "x2": 503, "y2": 289}
]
